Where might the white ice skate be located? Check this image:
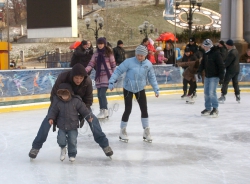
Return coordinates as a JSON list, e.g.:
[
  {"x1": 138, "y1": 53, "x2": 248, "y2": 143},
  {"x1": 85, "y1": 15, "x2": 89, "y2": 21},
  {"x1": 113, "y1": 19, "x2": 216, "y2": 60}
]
[
  {"x1": 119, "y1": 127, "x2": 129, "y2": 143},
  {"x1": 97, "y1": 109, "x2": 109, "y2": 119},
  {"x1": 236, "y1": 95, "x2": 240, "y2": 103},
  {"x1": 60, "y1": 147, "x2": 67, "y2": 161},
  {"x1": 69, "y1": 157, "x2": 75, "y2": 162},
  {"x1": 186, "y1": 96, "x2": 195, "y2": 104},
  {"x1": 143, "y1": 127, "x2": 152, "y2": 143}
]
